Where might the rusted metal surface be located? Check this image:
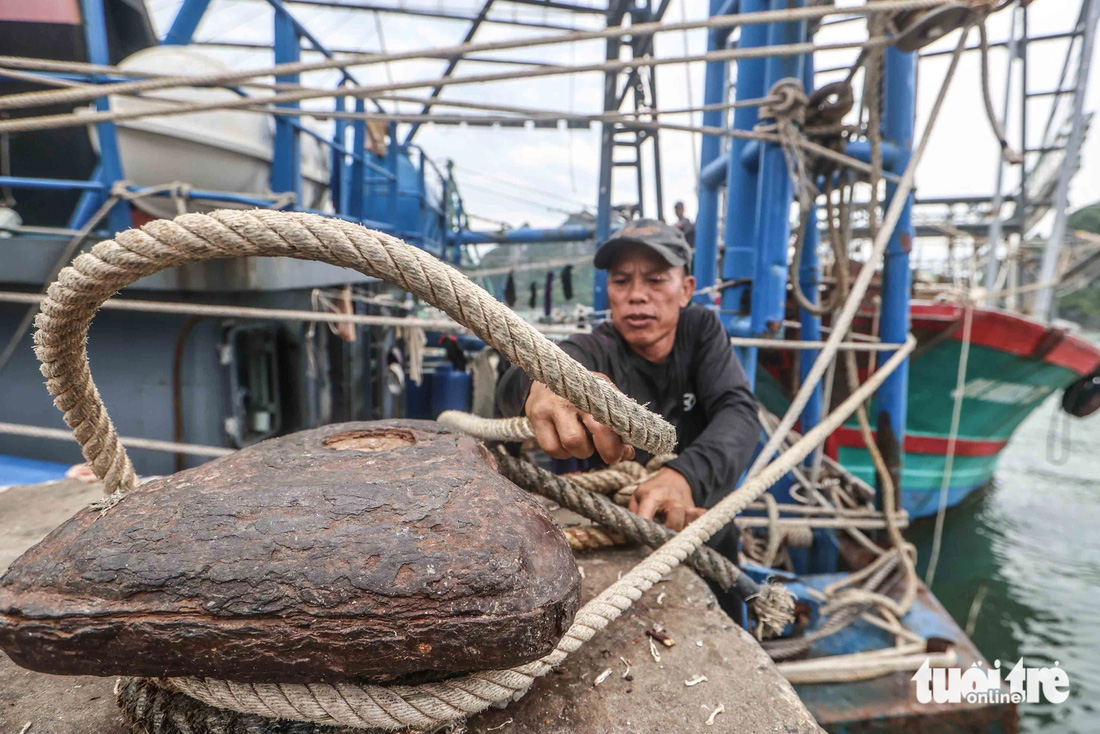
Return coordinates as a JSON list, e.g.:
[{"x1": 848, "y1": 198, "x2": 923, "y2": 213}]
[{"x1": 0, "y1": 421, "x2": 580, "y2": 683}]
